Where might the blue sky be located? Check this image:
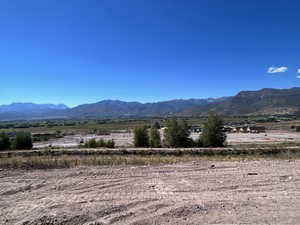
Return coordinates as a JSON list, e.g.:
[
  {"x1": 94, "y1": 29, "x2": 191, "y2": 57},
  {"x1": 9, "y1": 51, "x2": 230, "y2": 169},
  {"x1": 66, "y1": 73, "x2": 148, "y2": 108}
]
[{"x1": 1, "y1": 0, "x2": 300, "y2": 107}]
